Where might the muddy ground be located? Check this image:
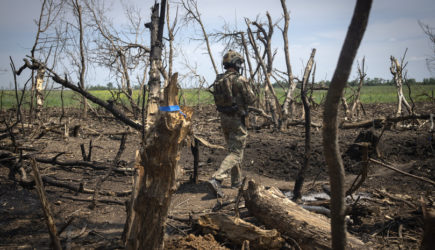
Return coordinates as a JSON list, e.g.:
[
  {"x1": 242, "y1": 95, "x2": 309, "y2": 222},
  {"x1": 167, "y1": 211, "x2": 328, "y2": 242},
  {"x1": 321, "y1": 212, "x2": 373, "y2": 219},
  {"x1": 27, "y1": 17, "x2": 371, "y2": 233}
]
[{"x1": 0, "y1": 102, "x2": 434, "y2": 249}]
